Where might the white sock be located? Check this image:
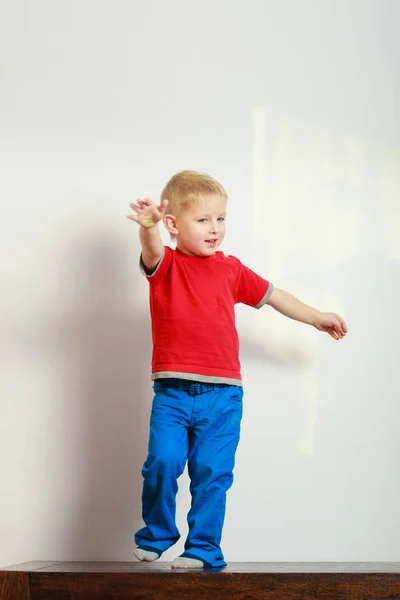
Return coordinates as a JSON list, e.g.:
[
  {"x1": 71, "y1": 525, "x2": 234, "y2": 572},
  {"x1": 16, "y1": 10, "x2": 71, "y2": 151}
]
[
  {"x1": 171, "y1": 556, "x2": 204, "y2": 569},
  {"x1": 134, "y1": 547, "x2": 160, "y2": 562}
]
